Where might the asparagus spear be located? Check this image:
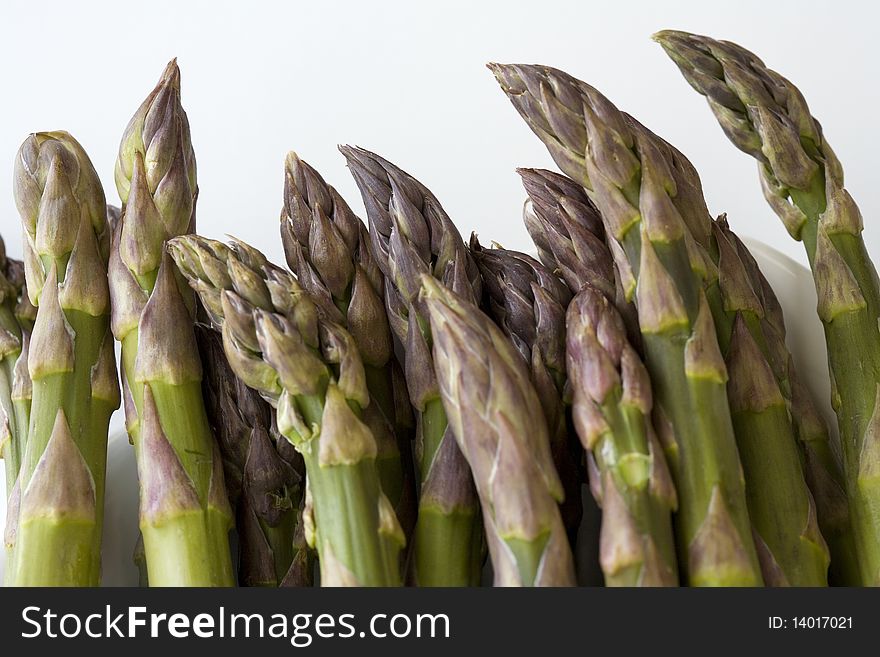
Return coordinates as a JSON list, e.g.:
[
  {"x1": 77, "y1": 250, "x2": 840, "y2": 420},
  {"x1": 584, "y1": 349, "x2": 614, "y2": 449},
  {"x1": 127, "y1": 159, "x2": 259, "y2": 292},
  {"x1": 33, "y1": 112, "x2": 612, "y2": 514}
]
[
  {"x1": 566, "y1": 284, "x2": 679, "y2": 585},
  {"x1": 339, "y1": 146, "x2": 483, "y2": 586},
  {"x1": 491, "y1": 63, "x2": 762, "y2": 585},
  {"x1": 510, "y1": 170, "x2": 678, "y2": 584},
  {"x1": 628, "y1": 118, "x2": 831, "y2": 584},
  {"x1": 518, "y1": 167, "x2": 642, "y2": 346},
  {"x1": 0, "y1": 253, "x2": 34, "y2": 566},
  {"x1": 718, "y1": 218, "x2": 857, "y2": 585},
  {"x1": 110, "y1": 60, "x2": 234, "y2": 586},
  {"x1": 520, "y1": 79, "x2": 828, "y2": 584},
  {"x1": 7, "y1": 132, "x2": 119, "y2": 586},
  {"x1": 169, "y1": 235, "x2": 404, "y2": 586},
  {"x1": 708, "y1": 218, "x2": 829, "y2": 584},
  {"x1": 0, "y1": 238, "x2": 24, "y2": 498},
  {"x1": 506, "y1": 67, "x2": 827, "y2": 584},
  {"x1": 517, "y1": 169, "x2": 650, "y2": 583},
  {"x1": 469, "y1": 238, "x2": 583, "y2": 545},
  {"x1": 197, "y1": 322, "x2": 306, "y2": 586},
  {"x1": 420, "y1": 275, "x2": 575, "y2": 585},
  {"x1": 654, "y1": 31, "x2": 880, "y2": 584},
  {"x1": 280, "y1": 152, "x2": 416, "y2": 540},
  {"x1": 6, "y1": 263, "x2": 36, "y2": 505}
]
